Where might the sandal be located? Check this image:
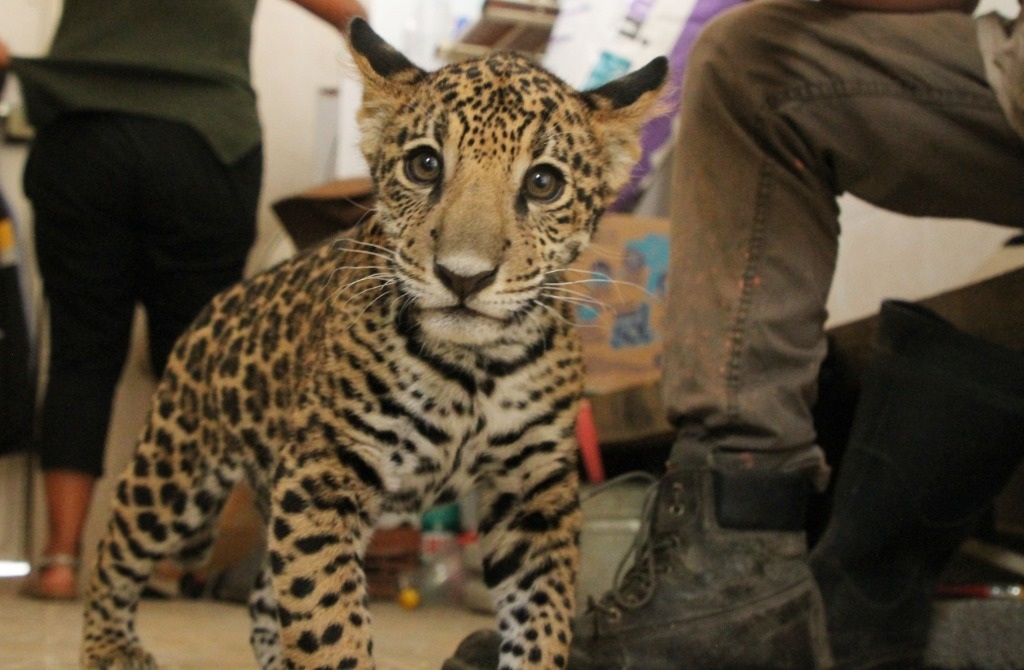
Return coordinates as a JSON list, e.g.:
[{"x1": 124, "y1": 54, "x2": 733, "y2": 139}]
[{"x1": 20, "y1": 553, "x2": 80, "y2": 600}]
